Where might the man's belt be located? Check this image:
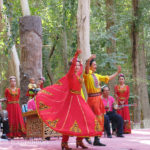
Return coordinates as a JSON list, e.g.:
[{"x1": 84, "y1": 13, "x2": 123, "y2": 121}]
[
  {"x1": 88, "y1": 92, "x2": 100, "y2": 97},
  {"x1": 119, "y1": 97, "x2": 125, "y2": 100},
  {"x1": 7, "y1": 101, "x2": 19, "y2": 104}
]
